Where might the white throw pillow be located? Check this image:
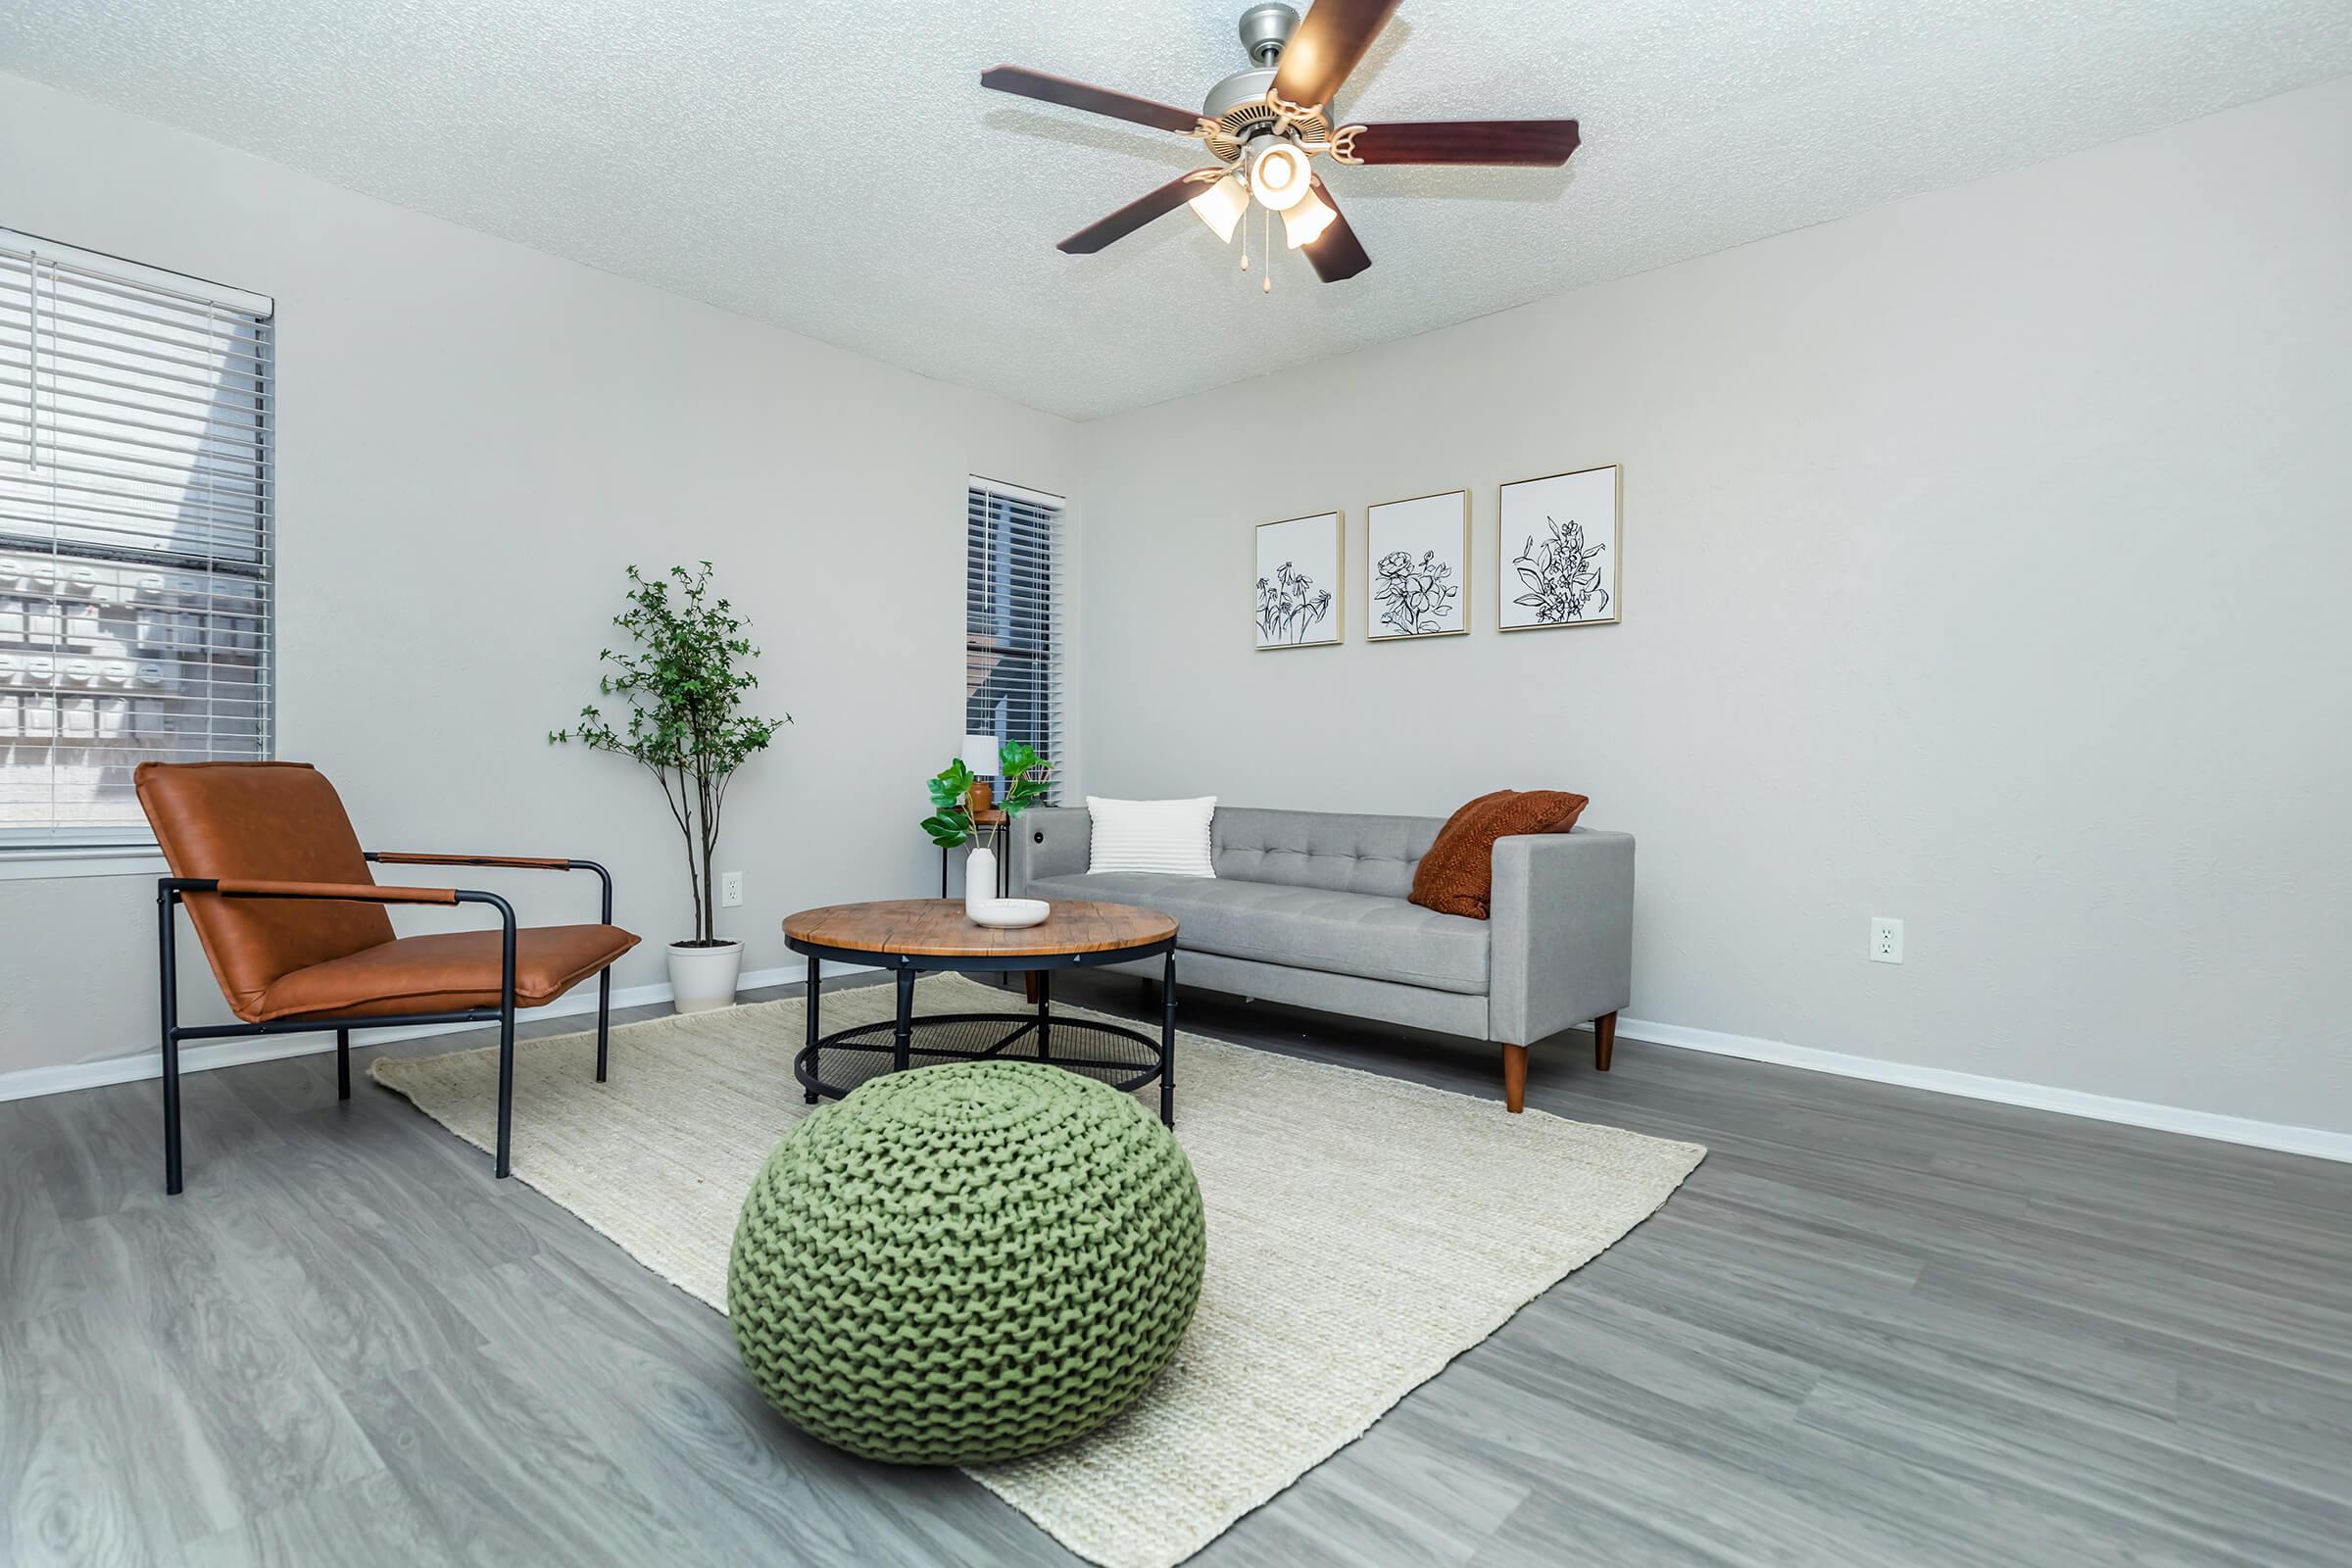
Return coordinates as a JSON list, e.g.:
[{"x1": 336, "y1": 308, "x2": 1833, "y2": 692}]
[{"x1": 1086, "y1": 796, "x2": 1217, "y2": 878}]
